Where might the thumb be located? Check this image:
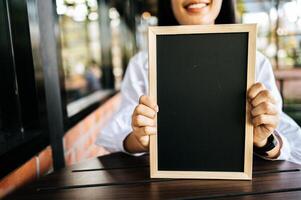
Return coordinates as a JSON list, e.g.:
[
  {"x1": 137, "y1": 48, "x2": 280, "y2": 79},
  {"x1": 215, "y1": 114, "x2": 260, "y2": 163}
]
[{"x1": 139, "y1": 135, "x2": 150, "y2": 147}]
